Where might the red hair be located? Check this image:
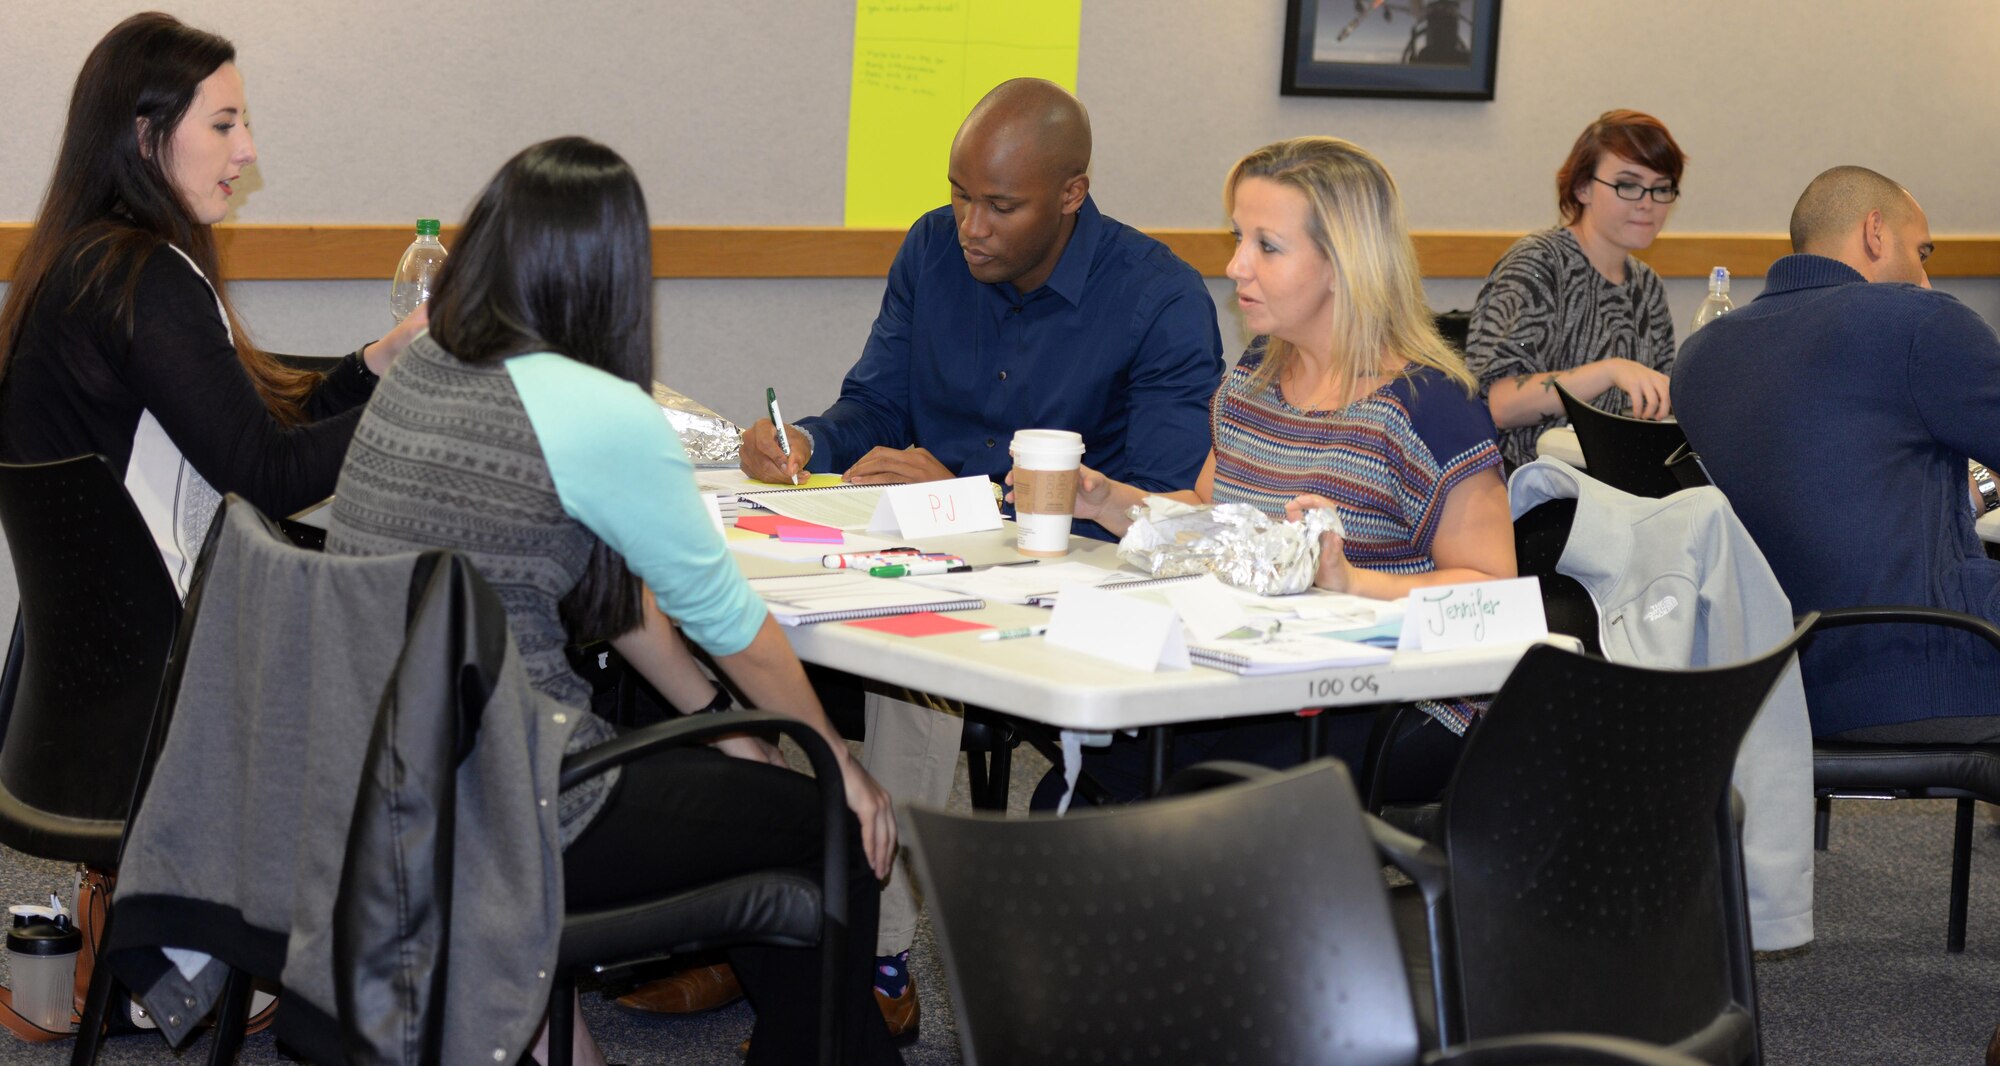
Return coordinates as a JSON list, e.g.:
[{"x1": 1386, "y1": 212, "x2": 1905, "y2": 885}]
[{"x1": 1555, "y1": 110, "x2": 1687, "y2": 225}]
